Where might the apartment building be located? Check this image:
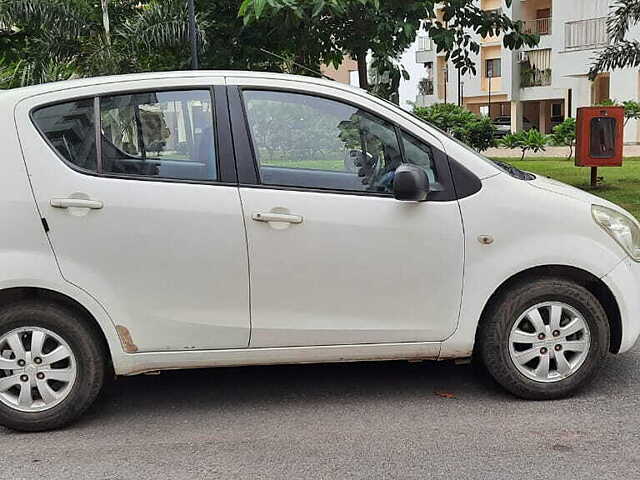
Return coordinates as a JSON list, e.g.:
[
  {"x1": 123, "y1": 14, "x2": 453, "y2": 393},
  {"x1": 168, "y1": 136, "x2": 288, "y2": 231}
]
[
  {"x1": 324, "y1": 1, "x2": 639, "y2": 143},
  {"x1": 406, "y1": 0, "x2": 640, "y2": 143},
  {"x1": 321, "y1": 55, "x2": 361, "y2": 87}
]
